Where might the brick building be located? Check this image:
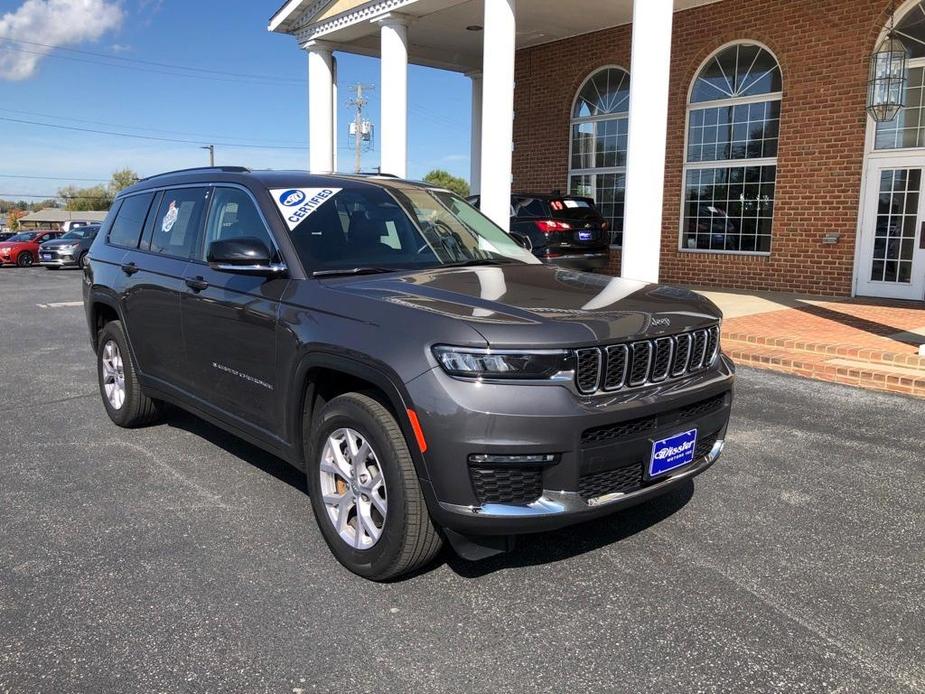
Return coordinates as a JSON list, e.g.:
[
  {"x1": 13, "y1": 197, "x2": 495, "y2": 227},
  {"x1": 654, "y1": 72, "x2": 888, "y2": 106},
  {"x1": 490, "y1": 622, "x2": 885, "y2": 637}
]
[{"x1": 271, "y1": 0, "x2": 925, "y2": 302}]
